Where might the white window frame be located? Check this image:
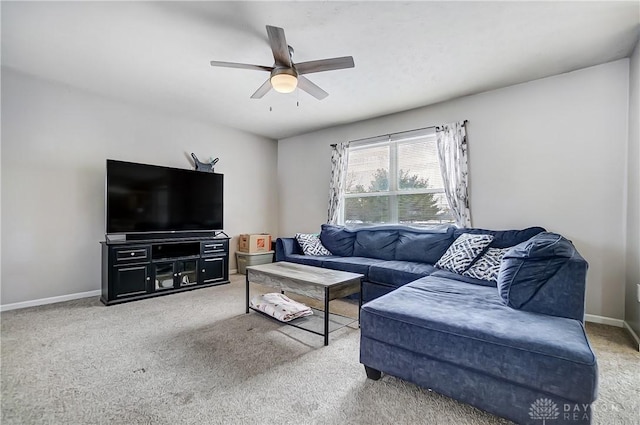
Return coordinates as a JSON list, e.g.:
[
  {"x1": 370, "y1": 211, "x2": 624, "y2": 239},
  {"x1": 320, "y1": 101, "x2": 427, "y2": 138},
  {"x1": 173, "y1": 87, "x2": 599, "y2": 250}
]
[{"x1": 340, "y1": 128, "x2": 450, "y2": 226}]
